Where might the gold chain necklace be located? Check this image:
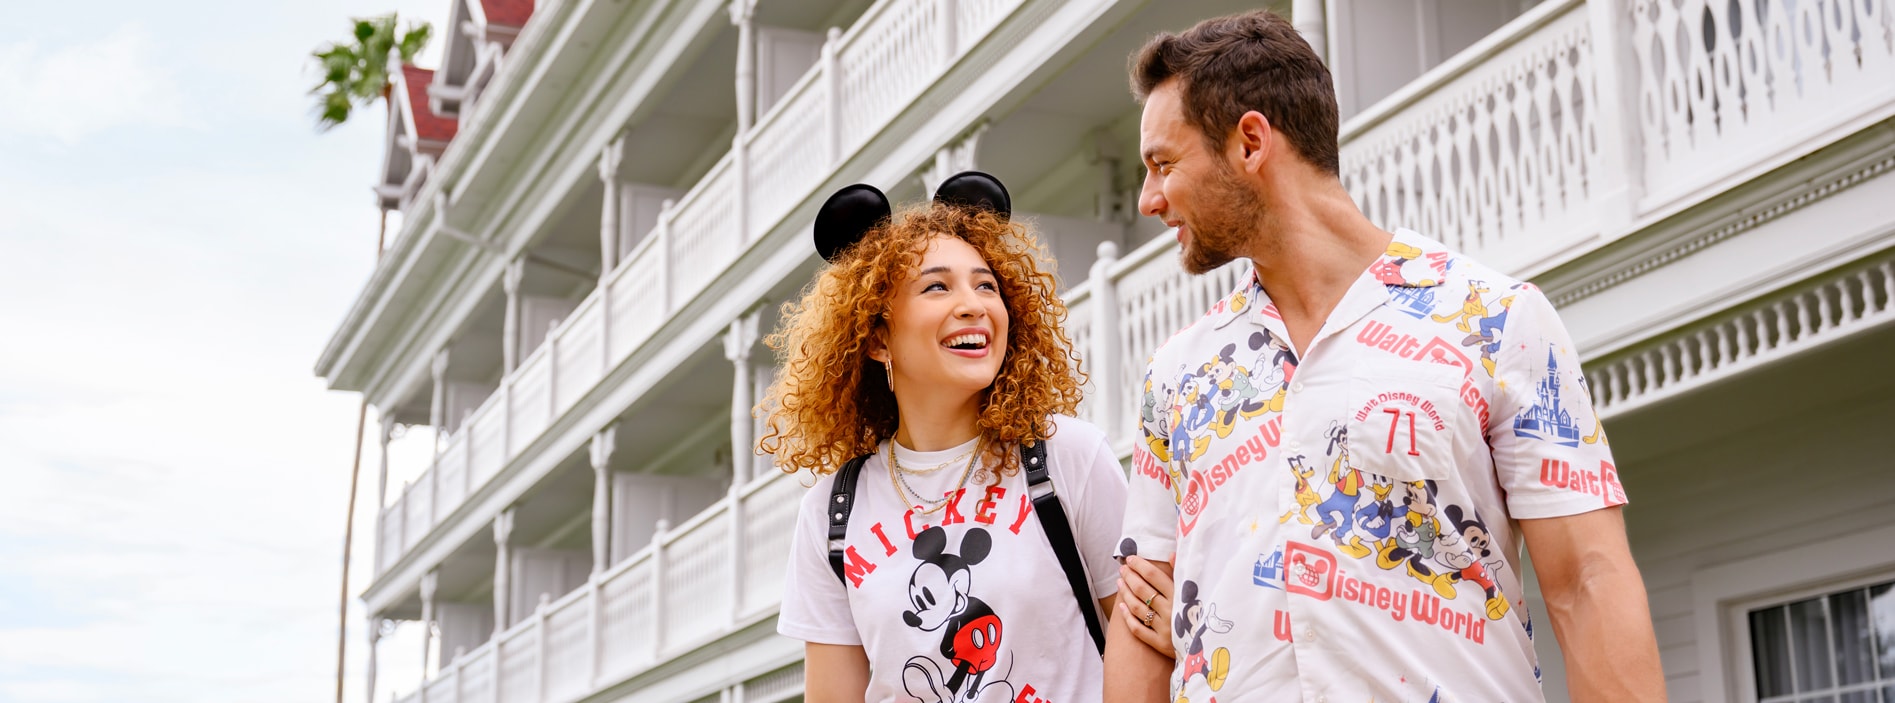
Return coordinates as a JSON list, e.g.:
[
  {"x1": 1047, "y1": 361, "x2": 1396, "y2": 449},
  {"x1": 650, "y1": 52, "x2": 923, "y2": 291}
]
[
  {"x1": 894, "y1": 445, "x2": 978, "y2": 475},
  {"x1": 888, "y1": 440, "x2": 980, "y2": 515}
]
